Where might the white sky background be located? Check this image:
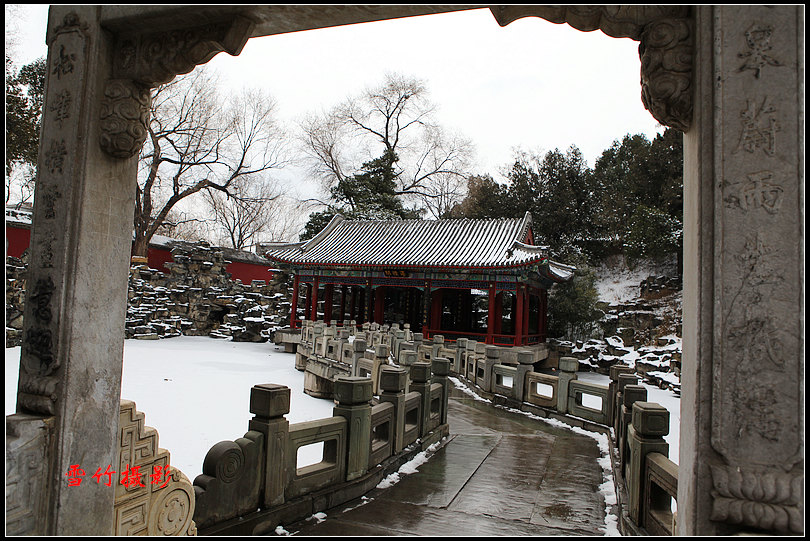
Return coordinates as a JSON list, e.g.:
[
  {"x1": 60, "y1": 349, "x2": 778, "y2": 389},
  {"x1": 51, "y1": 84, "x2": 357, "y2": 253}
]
[{"x1": 7, "y1": 5, "x2": 664, "y2": 232}]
